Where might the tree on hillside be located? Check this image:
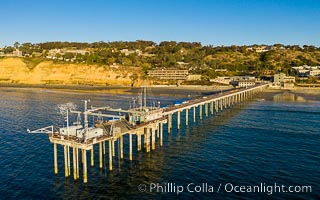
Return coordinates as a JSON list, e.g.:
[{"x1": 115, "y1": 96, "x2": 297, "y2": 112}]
[
  {"x1": 64, "y1": 52, "x2": 74, "y2": 60},
  {"x1": 3, "y1": 46, "x2": 15, "y2": 54},
  {"x1": 129, "y1": 73, "x2": 139, "y2": 86},
  {"x1": 19, "y1": 43, "x2": 33, "y2": 55},
  {"x1": 14, "y1": 42, "x2": 20, "y2": 49},
  {"x1": 302, "y1": 45, "x2": 317, "y2": 52}
]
